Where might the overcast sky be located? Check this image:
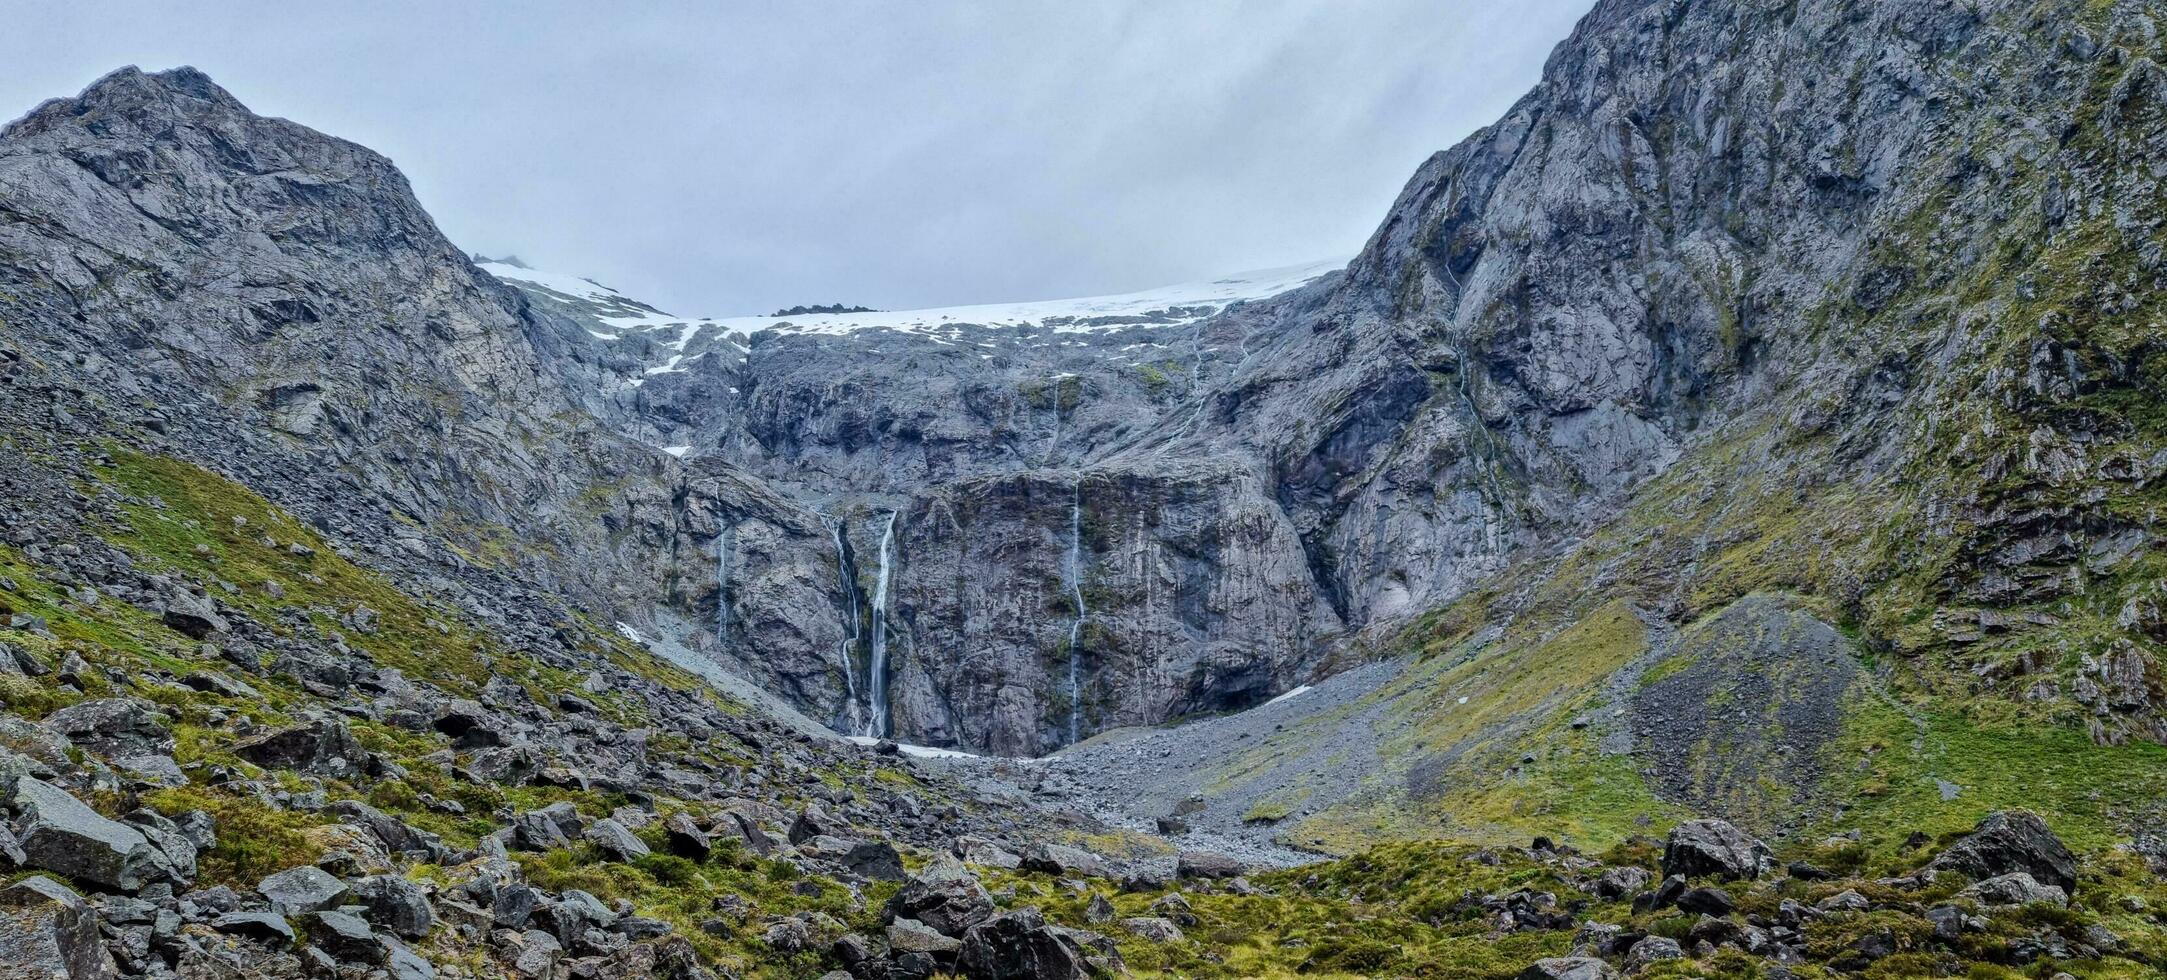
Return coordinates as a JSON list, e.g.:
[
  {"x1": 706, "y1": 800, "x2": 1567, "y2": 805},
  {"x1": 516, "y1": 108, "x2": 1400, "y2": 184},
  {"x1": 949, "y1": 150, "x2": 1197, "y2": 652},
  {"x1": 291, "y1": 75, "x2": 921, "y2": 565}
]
[{"x1": 4, "y1": 1, "x2": 1590, "y2": 315}]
